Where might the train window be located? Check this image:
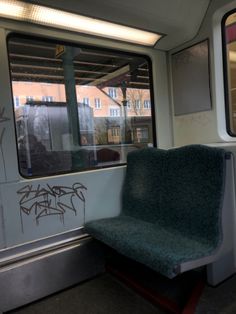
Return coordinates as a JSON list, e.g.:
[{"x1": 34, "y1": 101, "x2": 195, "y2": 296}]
[
  {"x1": 223, "y1": 11, "x2": 236, "y2": 135},
  {"x1": 8, "y1": 35, "x2": 155, "y2": 177}
]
